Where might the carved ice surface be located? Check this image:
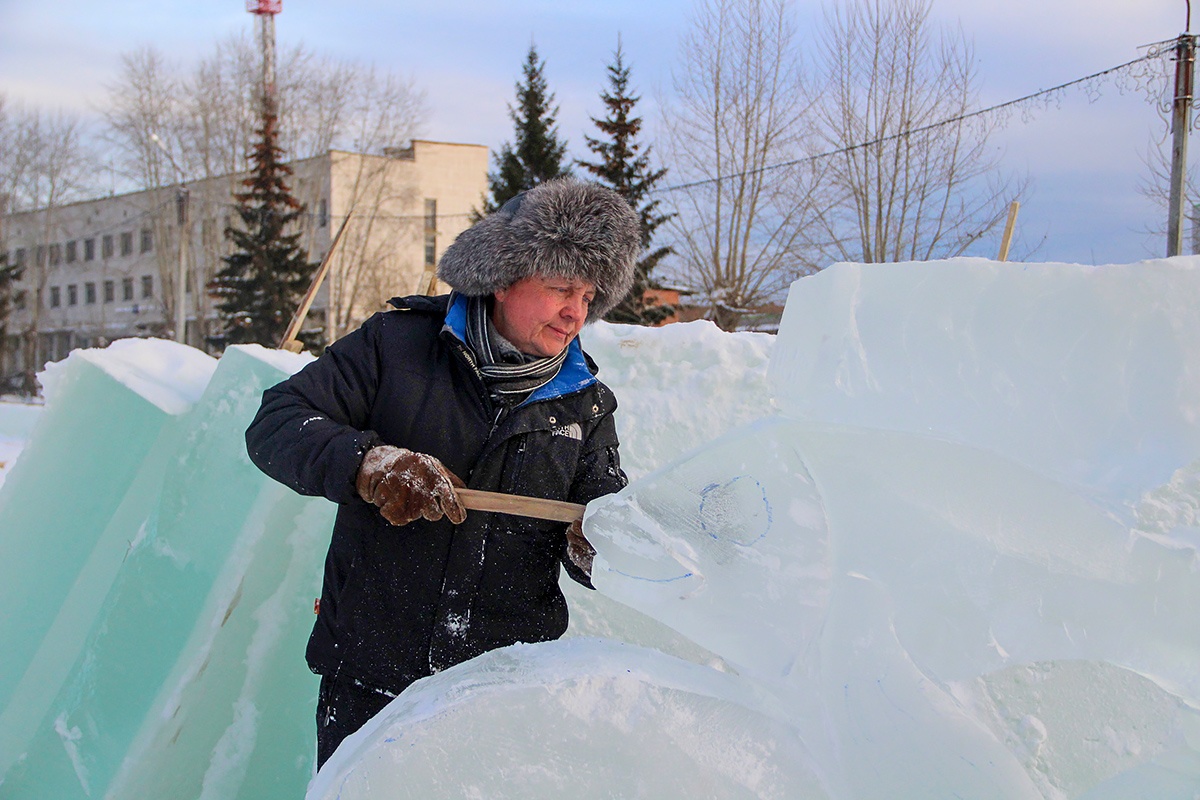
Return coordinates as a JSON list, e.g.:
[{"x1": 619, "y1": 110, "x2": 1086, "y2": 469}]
[{"x1": 3, "y1": 258, "x2": 1200, "y2": 799}]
